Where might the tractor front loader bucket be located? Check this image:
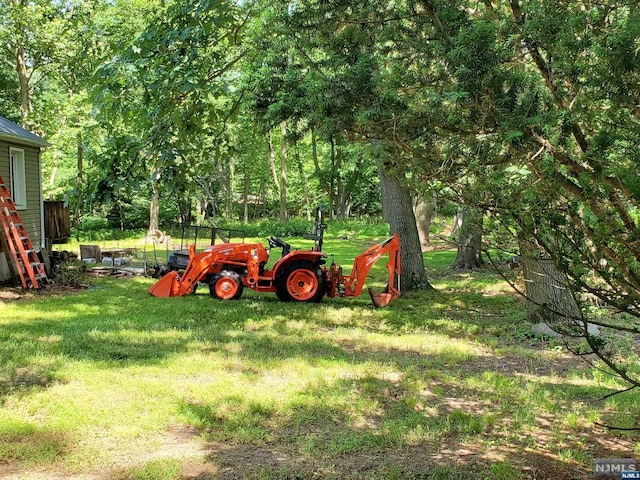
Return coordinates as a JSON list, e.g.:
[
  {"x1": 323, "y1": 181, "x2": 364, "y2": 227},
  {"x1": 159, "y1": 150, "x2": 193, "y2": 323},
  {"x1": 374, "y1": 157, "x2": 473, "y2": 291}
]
[{"x1": 148, "y1": 271, "x2": 179, "y2": 297}]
